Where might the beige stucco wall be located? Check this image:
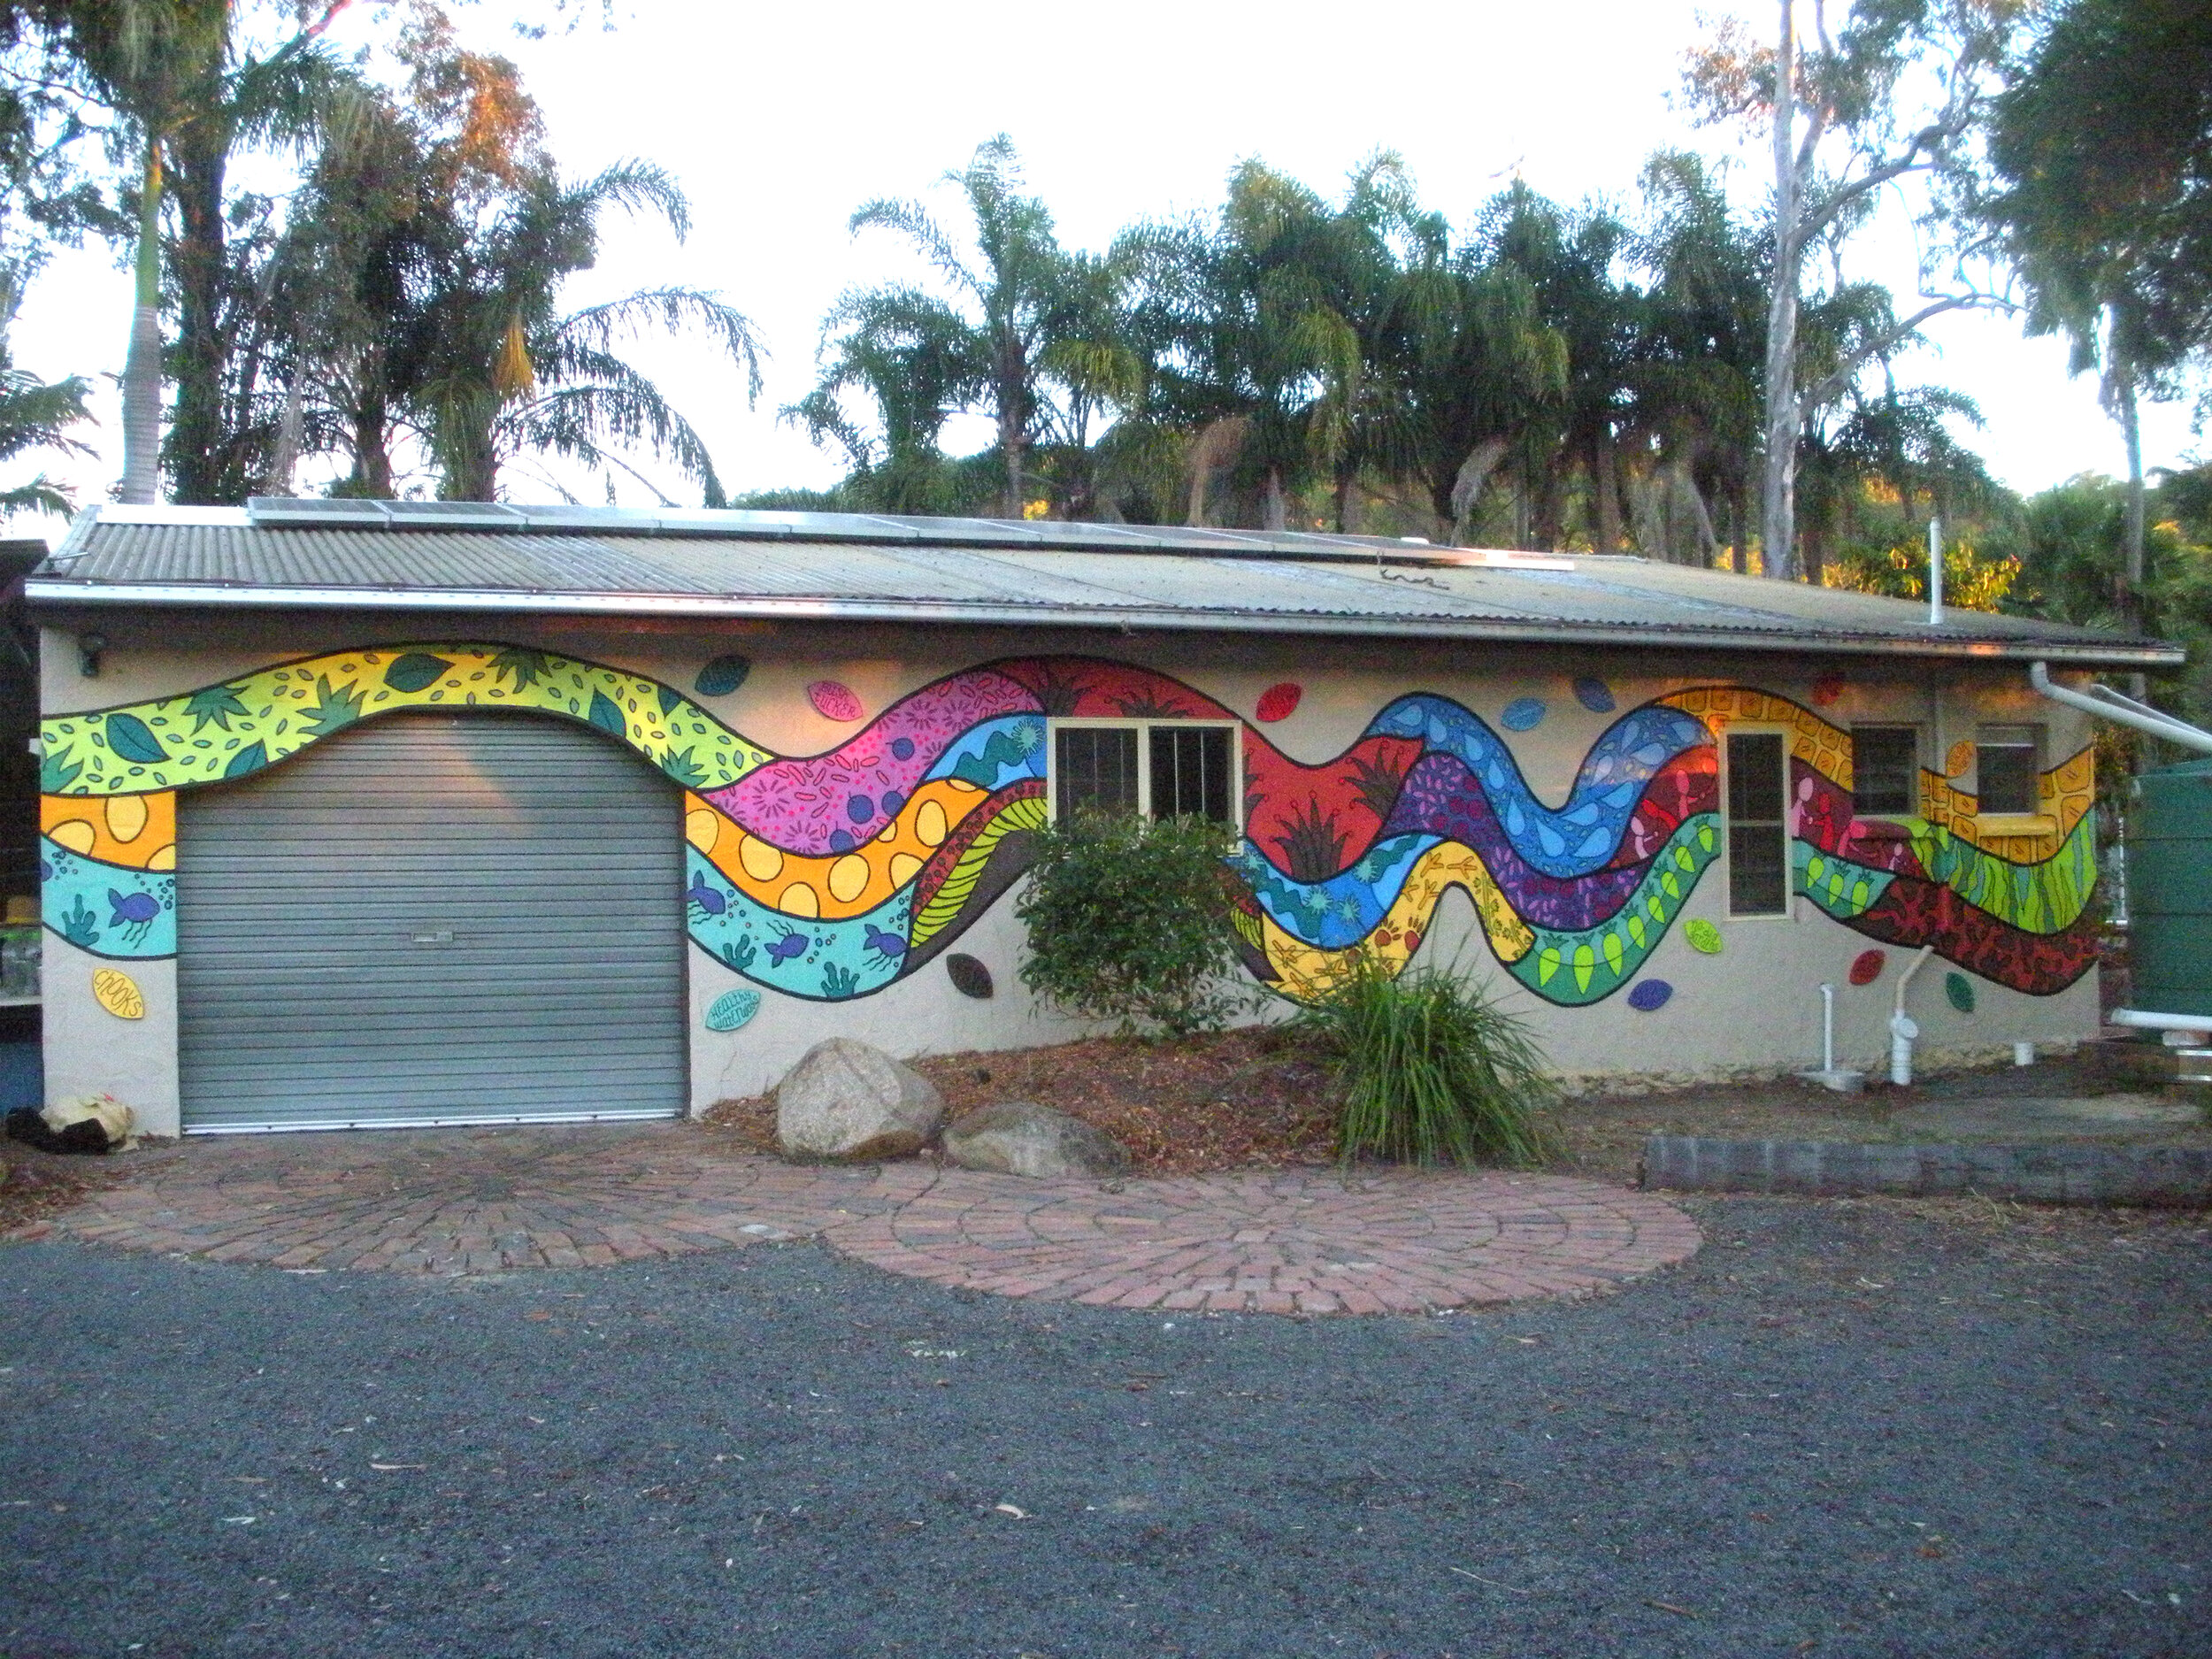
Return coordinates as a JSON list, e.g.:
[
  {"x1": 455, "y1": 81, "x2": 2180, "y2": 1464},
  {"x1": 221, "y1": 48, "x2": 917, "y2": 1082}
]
[{"x1": 36, "y1": 610, "x2": 2104, "y2": 1131}]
